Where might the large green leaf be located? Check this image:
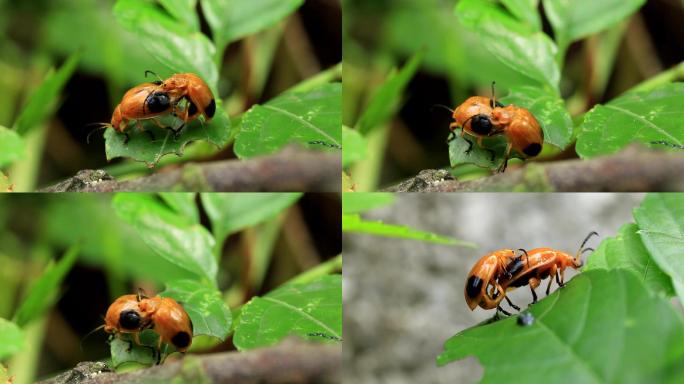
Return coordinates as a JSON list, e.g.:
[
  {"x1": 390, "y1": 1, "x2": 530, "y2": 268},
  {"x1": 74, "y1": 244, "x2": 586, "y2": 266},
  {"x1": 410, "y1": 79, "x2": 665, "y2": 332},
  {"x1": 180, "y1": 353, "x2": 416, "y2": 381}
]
[
  {"x1": 356, "y1": 51, "x2": 423, "y2": 135},
  {"x1": 576, "y1": 83, "x2": 684, "y2": 158},
  {"x1": 584, "y1": 223, "x2": 674, "y2": 297},
  {"x1": 543, "y1": 0, "x2": 645, "y2": 50},
  {"x1": 114, "y1": 0, "x2": 218, "y2": 90},
  {"x1": 634, "y1": 194, "x2": 684, "y2": 305},
  {"x1": 233, "y1": 275, "x2": 342, "y2": 350},
  {"x1": 13, "y1": 52, "x2": 80, "y2": 135},
  {"x1": 0, "y1": 318, "x2": 23, "y2": 360},
  {"x1": 160, "y1": 193, "x2": 199, "y2": 223},
  {"x1": 201, "y1": 0, "x2": 303, "y2": 48},
  {"x1": 112, "y1": 194, "x2": 217, "y2": 285},
  {"x1": 343, "y1": 214, "x2": 476, "y2": 247},
  {"x1": 500, "y1": 86, "x2": 572, "y2": 149},
  {"x1": 234, "y1": 83, "x2": 341, "y2": 159},
  {"x1": 13, "y1": 246, "x2": 79, "y2": 327},
  {"x1": 42, "y1": 195, "x2": 196, "y2": 283},
  {"x1": 104, "y1": 104, "x2": 230, "y2": 166},
  {"x1": 437, "y1": 270, "x2": 684, "y2": 383},
  {"x1": 456, "y1": 0, "x2": 559, "y2": 90},
  {"x1": 200, "y1": 193, "x2": 301, "y2": 246},
  {"x1": 161, "y1": 280, "x2": 231, "y2": 340},
  {"x1": 342, "y1": 125, "x2": 366, "y2": 168},
  {"x1": 342, "y1": 192, "x2": 395, "y2": 214},
  {"x1": 159, "y1": 0, "x2": 199, "y2": 31},
  {"x1": 0, "y1": 125, "x2": 25, "y2": 168},
  {"x1": 501, "y1": 0, "x2": 541, "y2": 30}
]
